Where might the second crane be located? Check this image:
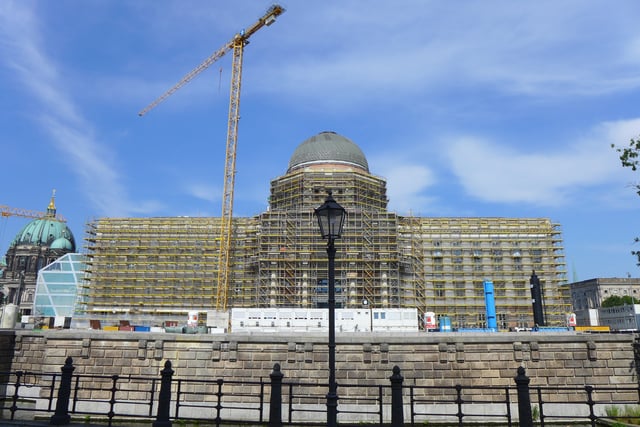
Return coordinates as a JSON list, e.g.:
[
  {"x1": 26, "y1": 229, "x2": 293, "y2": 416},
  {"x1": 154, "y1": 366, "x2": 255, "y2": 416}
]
[{"x1": 139, "y1": 5, "x2": 286, "y2": 311}]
